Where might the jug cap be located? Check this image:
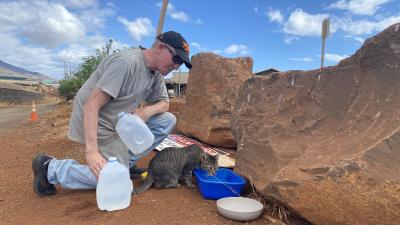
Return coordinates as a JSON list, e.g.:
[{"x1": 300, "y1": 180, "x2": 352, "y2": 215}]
[
  {"x1": 117, "y1": 112, "x2": 125, "y2": 118},
  {"x1": 108, "y1": 157, "x2": 117, "y2": 162}
]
